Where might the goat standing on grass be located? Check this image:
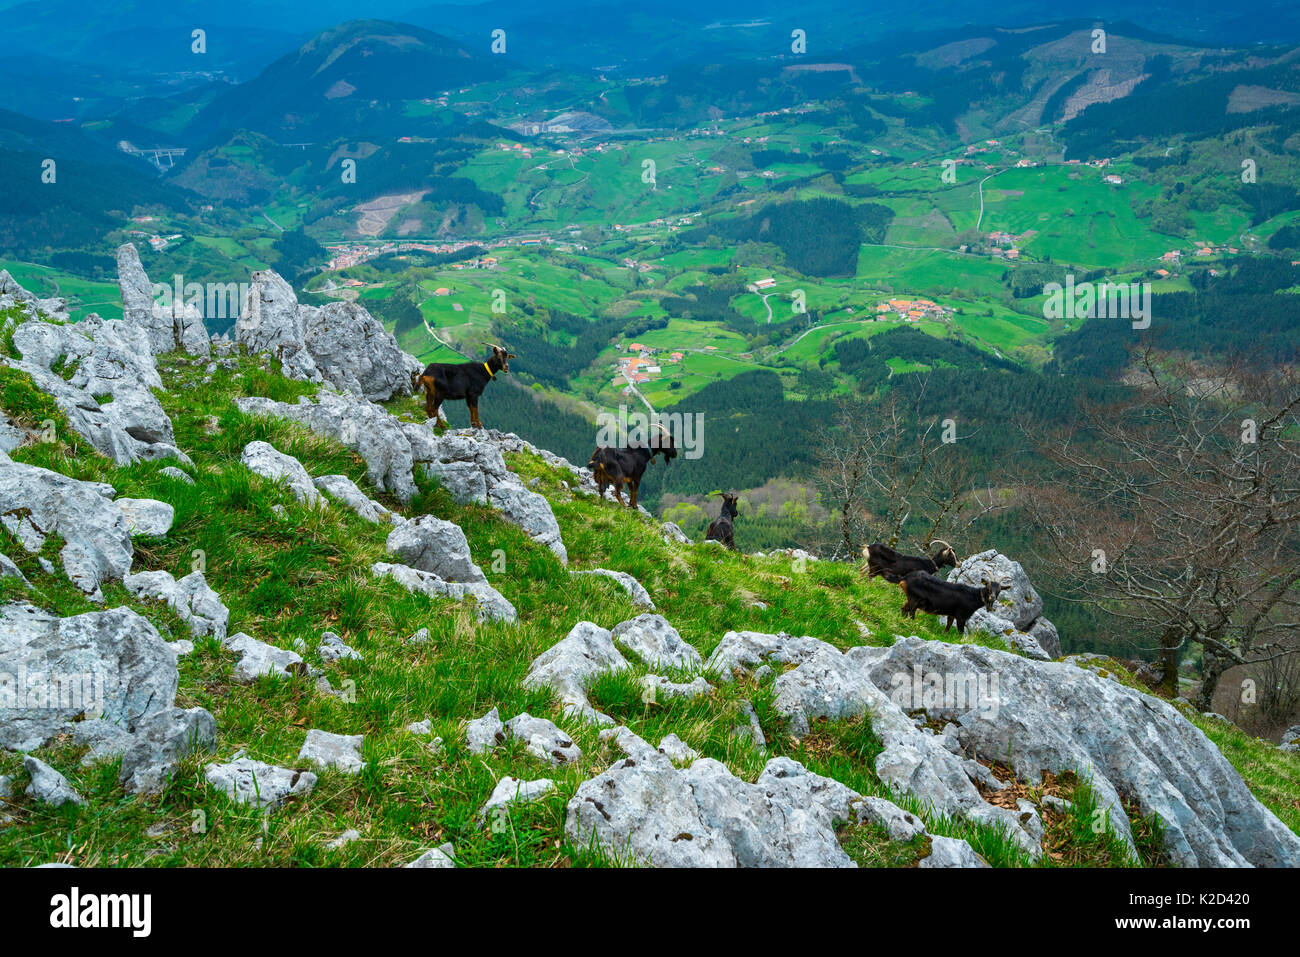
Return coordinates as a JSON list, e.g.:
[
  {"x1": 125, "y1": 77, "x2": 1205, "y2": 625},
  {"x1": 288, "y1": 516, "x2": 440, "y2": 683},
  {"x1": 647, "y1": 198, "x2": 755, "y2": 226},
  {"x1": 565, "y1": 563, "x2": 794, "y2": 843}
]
[
  {"x1": 863, "y1": 540, "x2": 957, "y2": 583},
  {"x1": 415, "y1": 345, "x2": 515, "y2": 430},
  {"x1": 898, "y1": 571, "x2": 1008, "y2": 634},
  {"x1": 588, "y1": 425, "x2": 676, "y2": 508},
  {"x1": 704, "y1": 492, "x2": 740, "y2": 549}
]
